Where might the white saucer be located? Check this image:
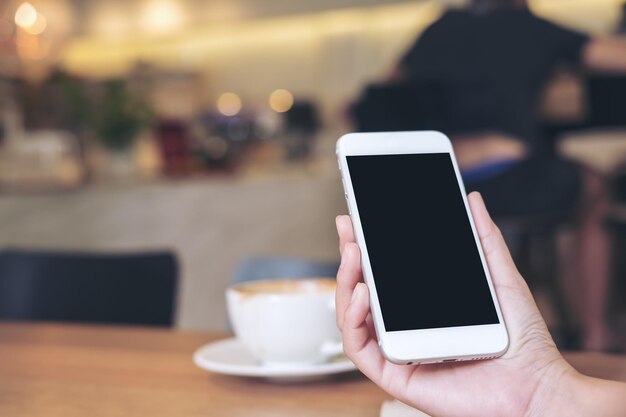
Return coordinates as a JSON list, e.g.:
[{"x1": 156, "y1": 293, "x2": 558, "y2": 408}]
[{"x1": 193, "y1": 338, "x2": 357, "y2": 380}]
